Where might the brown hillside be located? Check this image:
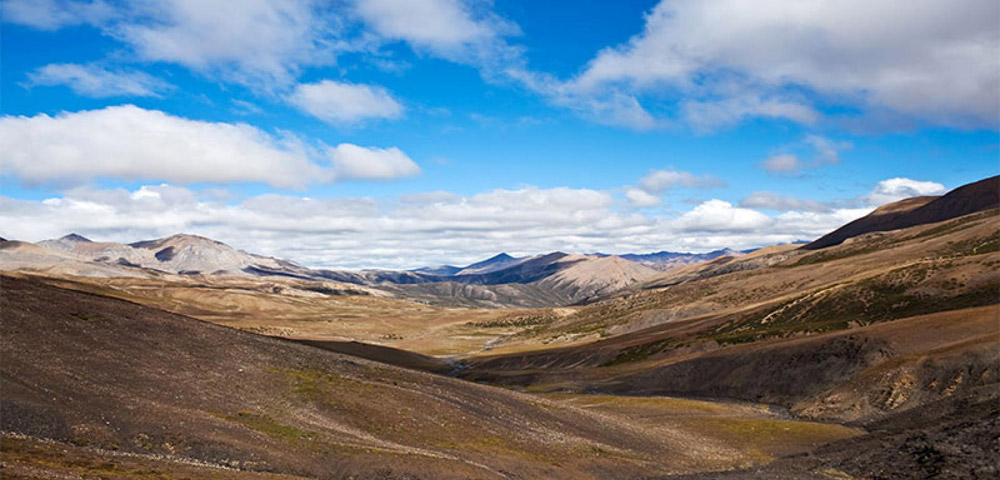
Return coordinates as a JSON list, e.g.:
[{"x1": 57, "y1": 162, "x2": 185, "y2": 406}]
[{"x1": 803, "y1": 175, "x2": 998, "y2": 249}]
